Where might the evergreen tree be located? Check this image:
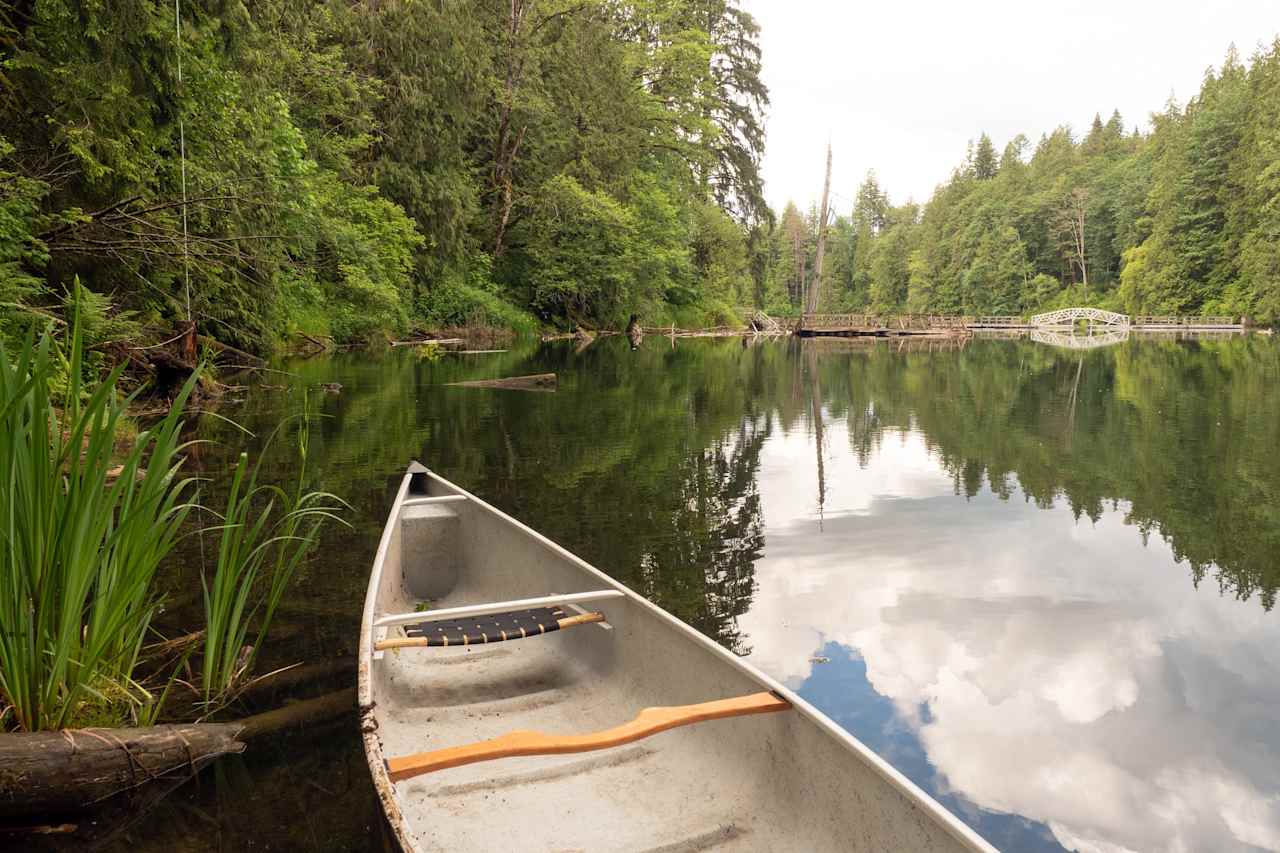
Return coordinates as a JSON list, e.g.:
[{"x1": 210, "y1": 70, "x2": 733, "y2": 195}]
[{"x1": 973, "y1": 133, "x2": 998, "y2": 180}]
